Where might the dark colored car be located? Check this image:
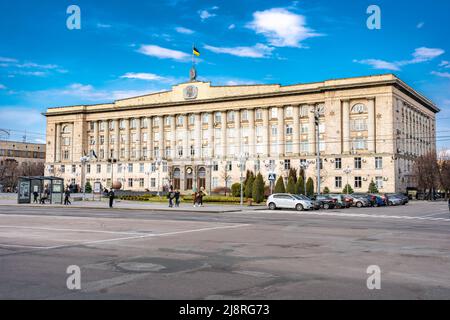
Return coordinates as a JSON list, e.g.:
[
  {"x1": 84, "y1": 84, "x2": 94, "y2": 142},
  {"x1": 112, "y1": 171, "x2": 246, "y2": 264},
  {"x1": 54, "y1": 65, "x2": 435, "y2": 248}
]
[
  {"x1": 387, "y1": 193, "x2": 408, "y2": 205},
  {"x1": 328, "y1": 194, "x2": 352, "y2": 208},
  {"x1": 312, "y1": 195, "x2": 337, "y2": 209}
]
